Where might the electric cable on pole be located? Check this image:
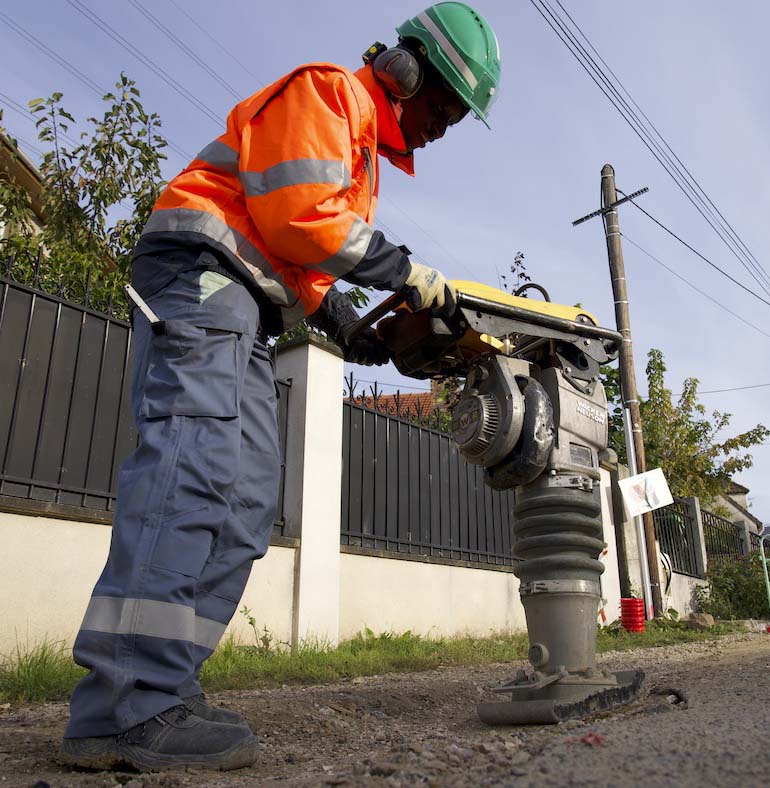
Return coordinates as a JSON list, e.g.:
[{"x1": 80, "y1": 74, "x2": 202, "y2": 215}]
[{"x1": 573, "y1": 165, "x2": 663, "y2": 619}]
